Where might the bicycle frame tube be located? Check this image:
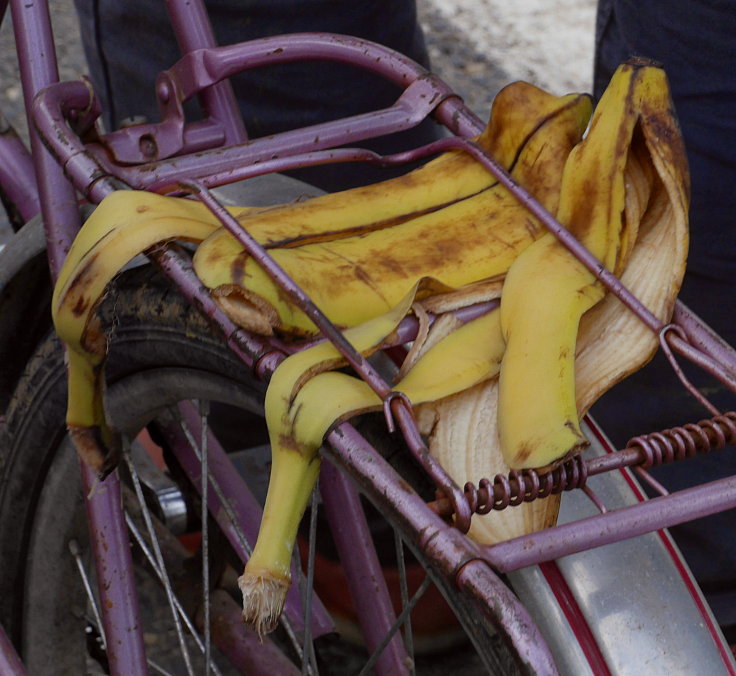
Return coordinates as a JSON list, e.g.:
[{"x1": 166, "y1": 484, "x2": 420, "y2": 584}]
[
  {"x1": 80, "y1": 464, "x2": 148, "y2": 675},
  {"x1": 0, "y1": 0, "x2": 38, "y2": 222},
  {"x1": 163, "y1": 0, "x2": 247, "y2": 144},
  {"x1": 0, "y1": 622, "x2": 25, "y2": 676},
  {"x1": 0, "y1": 113, "x2": 39, "y2": 224},
  {"x1": 10, "y1": 0, "x2": 80, "y2": 277},
  {"x1": 7, "y1": 2, "x2": 150, "y2": 672},
  {"x1": 320, "y1": 462, "x2": 412, "y2": 673},
  {"x1": 484, "y1": 473, "x2": 736, "y2": 572}
]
